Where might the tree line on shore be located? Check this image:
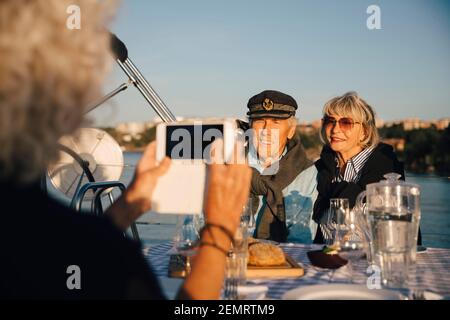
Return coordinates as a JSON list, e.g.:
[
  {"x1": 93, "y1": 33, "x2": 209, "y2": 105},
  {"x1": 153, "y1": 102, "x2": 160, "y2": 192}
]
[{"x1": 378, "y1": 124, "x2": 450, "y2": 176}]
